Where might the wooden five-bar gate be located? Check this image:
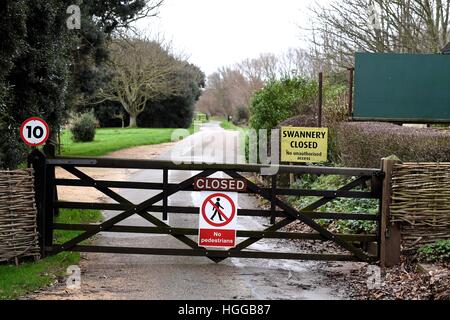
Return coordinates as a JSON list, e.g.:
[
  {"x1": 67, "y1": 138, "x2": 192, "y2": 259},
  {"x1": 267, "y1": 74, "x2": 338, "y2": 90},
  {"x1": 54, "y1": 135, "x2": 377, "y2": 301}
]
[{"x1": 29, "y1": 150, "x2": 387, "y2": 264}]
